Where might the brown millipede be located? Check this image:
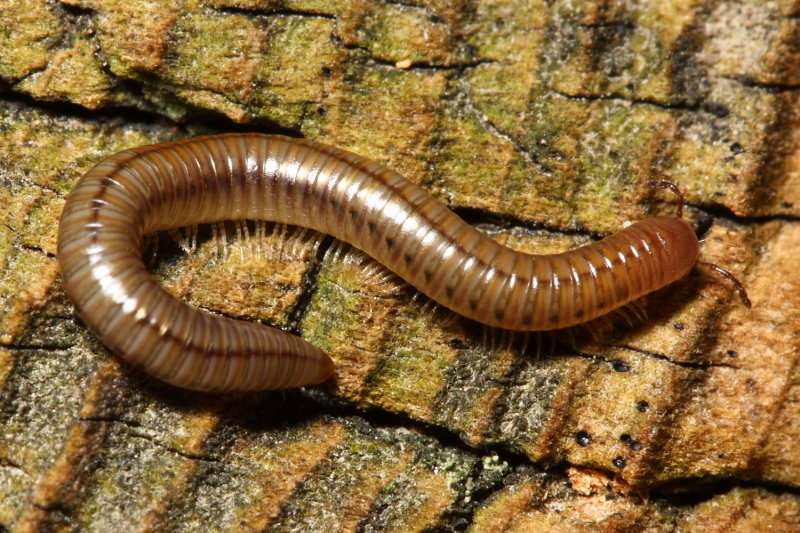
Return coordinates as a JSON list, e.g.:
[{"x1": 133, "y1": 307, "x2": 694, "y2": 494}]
[{"x1": 57, "y1": 134, "x2": 750, "y2": 392}]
